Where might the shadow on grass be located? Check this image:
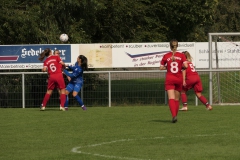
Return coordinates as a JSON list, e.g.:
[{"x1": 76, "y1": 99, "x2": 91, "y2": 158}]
[
  {"x1": 151, "y1": 119, "x2": 172, "y2": 123},
  {"x1": 38, "y1": 108, "x2": 79, "y2": 111}
]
